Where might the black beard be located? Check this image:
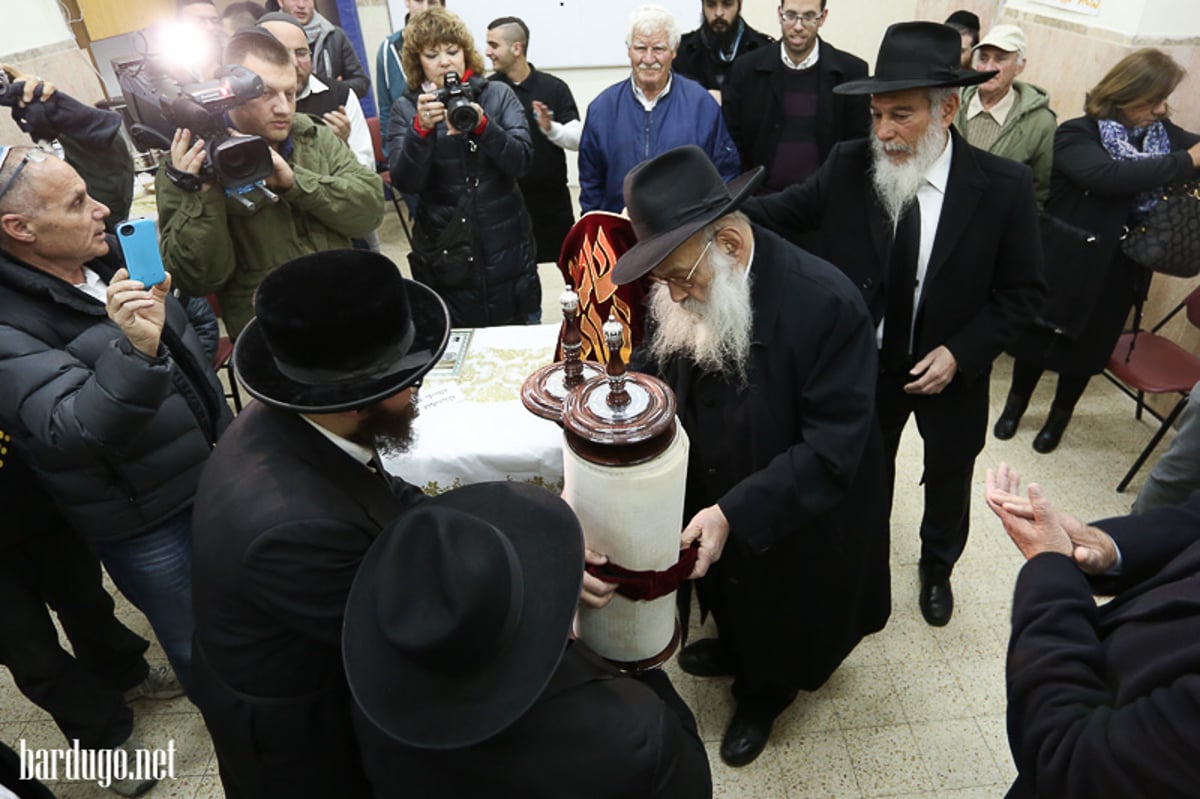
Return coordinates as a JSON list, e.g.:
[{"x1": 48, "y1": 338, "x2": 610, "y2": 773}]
[
  {"x1": 701, "y1": 15, "x2": 739, "y2": 52},
  {"x1": 347, "y1": 396, "x2": 418, "y2": 456}
]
